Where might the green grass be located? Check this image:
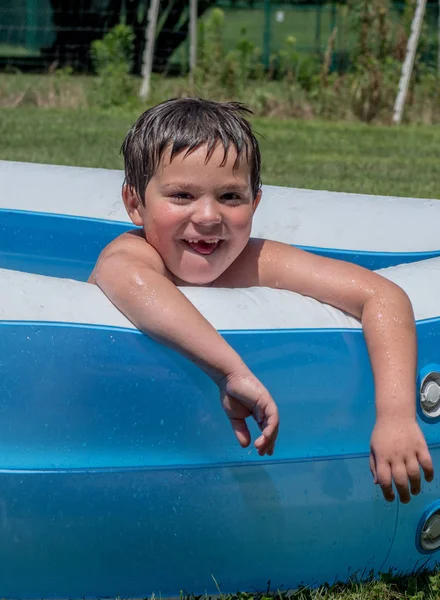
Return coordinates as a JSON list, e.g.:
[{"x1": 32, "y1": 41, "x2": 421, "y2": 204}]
[
  {"x1": 184, "y1": 571, "x2": 440, "y2": 599},
  {"x1": 252, "y1": 118, "x2": 440, "y2": 198},
  {"x1": 0, "y1": 43, "x2": 40, "y2": 57},
  {"x1": 0, "y1": 107, "x2": 439, "y2": 199}
]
